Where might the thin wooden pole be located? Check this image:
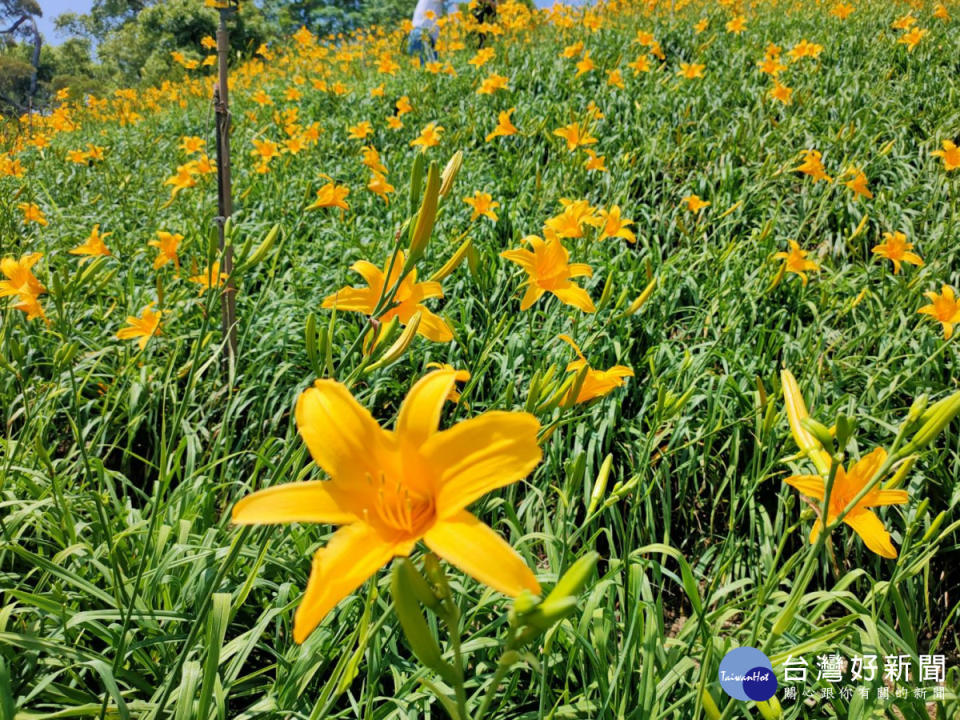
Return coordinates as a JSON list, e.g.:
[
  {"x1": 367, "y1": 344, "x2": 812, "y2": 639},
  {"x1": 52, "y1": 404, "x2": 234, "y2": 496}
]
[{"x1": 214, "y1": 7, "x2": 238, "y2": 366}]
